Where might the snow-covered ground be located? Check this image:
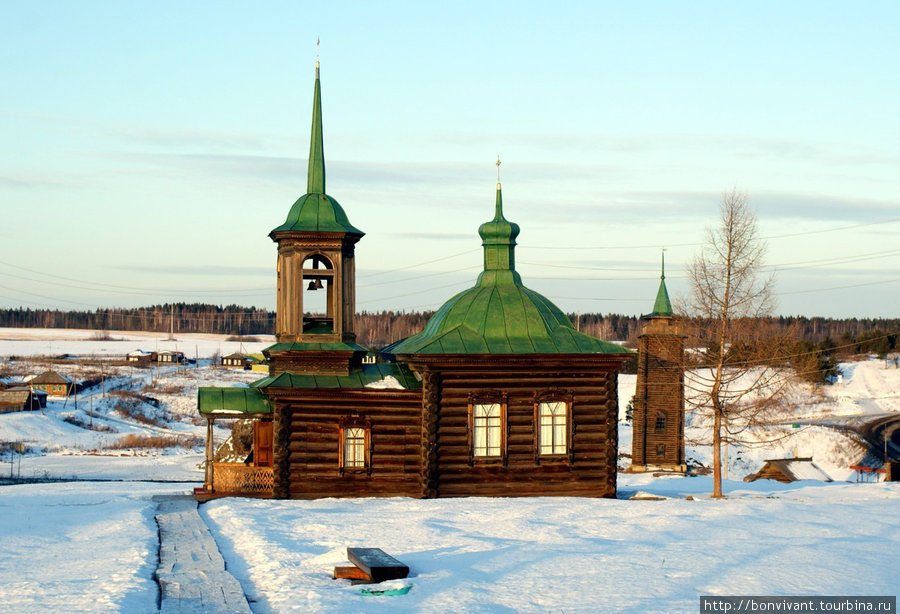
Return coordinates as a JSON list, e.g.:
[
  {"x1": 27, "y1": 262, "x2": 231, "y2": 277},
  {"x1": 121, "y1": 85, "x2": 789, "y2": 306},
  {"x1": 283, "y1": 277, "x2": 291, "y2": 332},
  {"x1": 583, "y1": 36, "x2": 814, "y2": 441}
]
[
  {"x1": 1, "y1": 329, "x2": 899, "y2": 613},
  {"x1": 202, "y1": 480, "x2": 900, "y2": 614}
]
